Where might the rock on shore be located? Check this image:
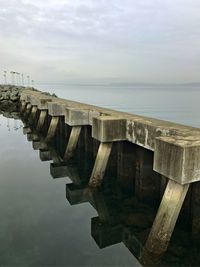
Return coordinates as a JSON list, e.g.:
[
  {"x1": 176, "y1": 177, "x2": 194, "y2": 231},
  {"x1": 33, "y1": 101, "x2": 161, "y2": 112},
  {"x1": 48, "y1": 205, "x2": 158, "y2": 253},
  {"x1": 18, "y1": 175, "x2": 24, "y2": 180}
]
[{"x1": 0, "y1": 84, "x2": 24, "y2": 112}]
